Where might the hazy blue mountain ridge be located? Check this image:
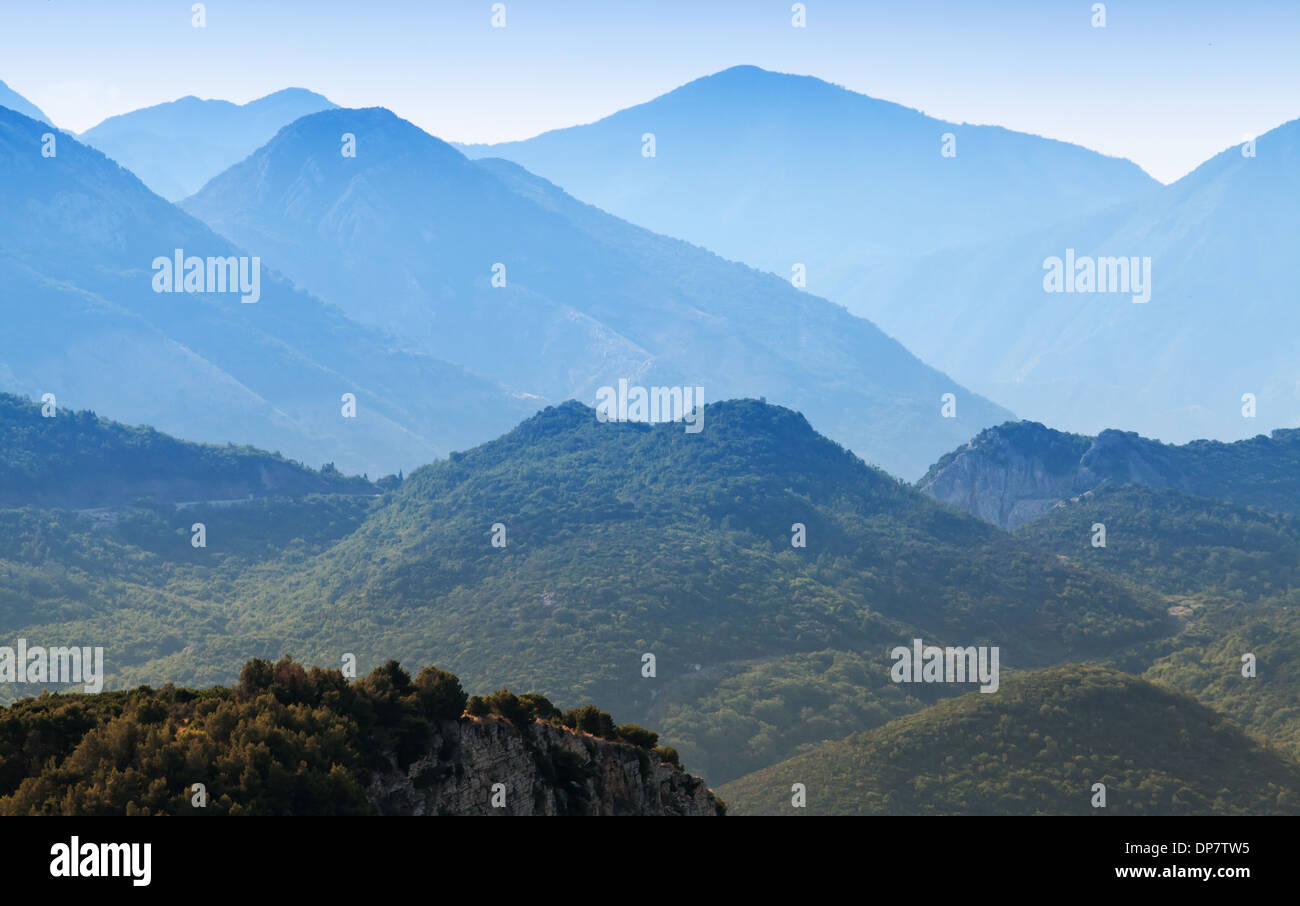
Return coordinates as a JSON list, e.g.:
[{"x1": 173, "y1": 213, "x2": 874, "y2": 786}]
[
  {"x1": 0, "y1": 104, "x2": 537, "y2": 478},
  {"x1": 183, "y1": 106, "x2": 1015, "y2": 480},
  {"x1": 461, "y1": 65, "x2": 1160, "y2": 308},
  {"x1": 80, "y1": 88, "x2": 338, "y2": 200}
]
